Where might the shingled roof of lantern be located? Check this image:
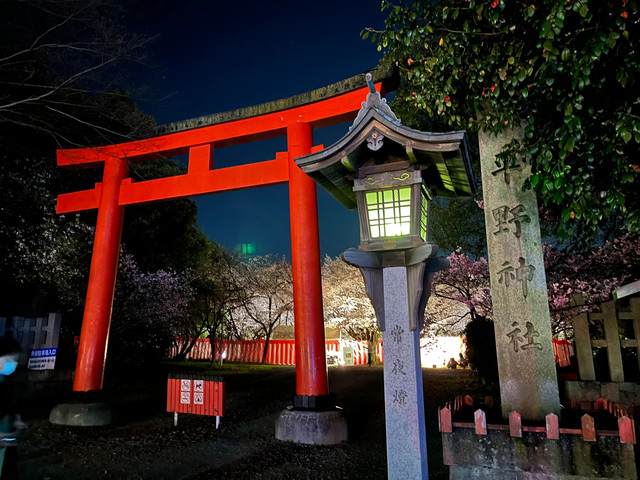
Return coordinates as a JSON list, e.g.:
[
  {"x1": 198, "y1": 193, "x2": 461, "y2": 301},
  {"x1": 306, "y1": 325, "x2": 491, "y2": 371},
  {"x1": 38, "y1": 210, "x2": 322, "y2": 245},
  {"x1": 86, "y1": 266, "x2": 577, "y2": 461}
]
[{"x1": 295, "y1": 73, "x2": 477, "y2": 210}]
